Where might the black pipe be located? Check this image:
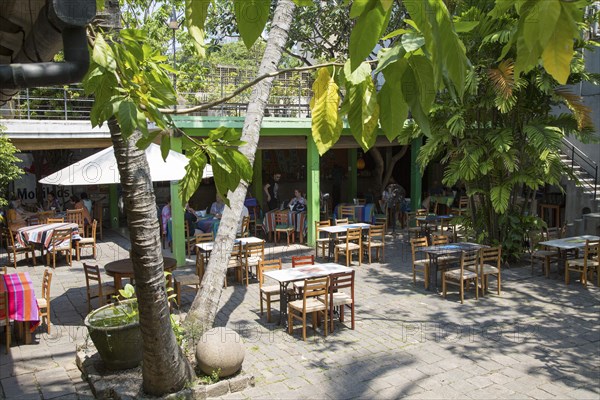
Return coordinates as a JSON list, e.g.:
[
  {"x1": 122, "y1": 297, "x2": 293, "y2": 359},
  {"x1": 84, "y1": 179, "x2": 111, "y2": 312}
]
[{"x1": 0, "y1": 25, "x2": 89, "y2": 90}]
